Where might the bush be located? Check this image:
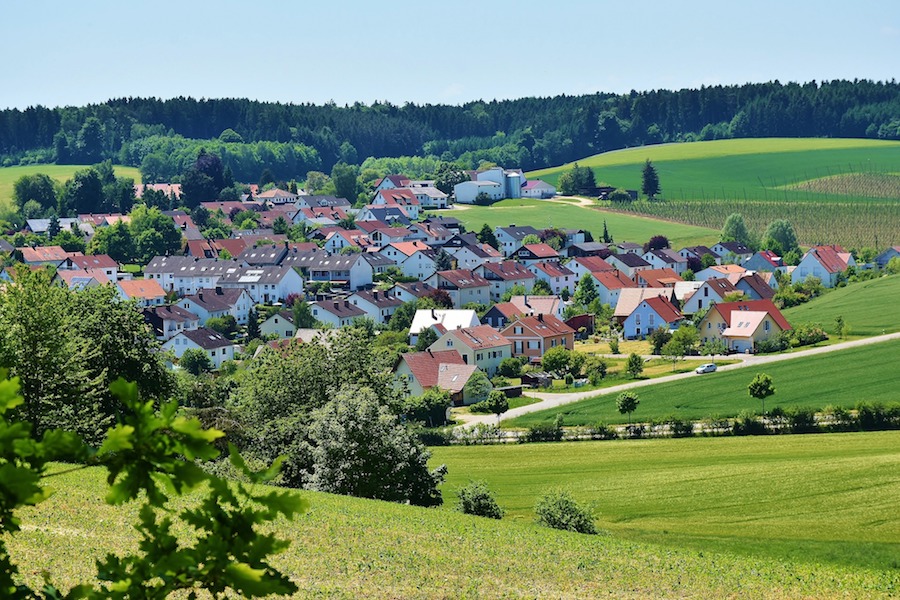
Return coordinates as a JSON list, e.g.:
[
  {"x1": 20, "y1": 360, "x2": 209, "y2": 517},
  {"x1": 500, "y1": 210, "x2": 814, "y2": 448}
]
[
  {"x1": 526, "y1": 414, "x2": 564, "y2": 443},
  {"x1": 469, "y1": 400, "x2": 492, "y2": 414},
  {"x1": 666, "y1": 417, "x2": 694, "y2": 438},
  {"x1": 608, "y1": 337, "x2": 620, "y2": 354},
  {"x1": 786, "y1": 406, "x2": 818, "y2": 433},
  {"x1": 534, "y1": 490, "x2": 597, "y2": 534},
  {"x1": 498, "y1": 357, "x2": 522, "y2": 378},
  {"x1": 822, "y1": 405, "x2": 854, "y2": 432},
  {"x1": 588, "y1": 421, "x2": 618, "y2": 440},
  {"x1": 732, "y1": 410, "x2": 768, "y2": 436},
  {"x1": 456, "y1": 480, "x2": 504, "y2": 519}
]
